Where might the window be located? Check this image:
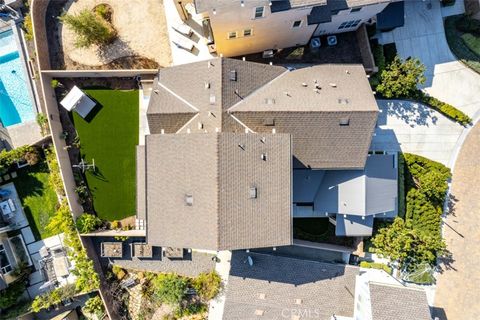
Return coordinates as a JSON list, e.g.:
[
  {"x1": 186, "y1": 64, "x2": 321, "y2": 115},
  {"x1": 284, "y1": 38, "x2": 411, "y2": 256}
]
[
  {"x1": 243, "y1": 28, "x2": 252, "y2": 37},
  {"x1": 338, "y1": 19, "x2": 362, "y2": 30},
  {"x1": 339, "y1": 117, "x2": 350, "y2": 126},
  {"x1": 292, "y1": 20, "x2": 302, "y2": 28},
  {"x1": 228, "y1": 31, "x2": 237, "y2": 39},
  {"x1": 254, "y1": 6, "x2": 264, "y2": 19},
  {"x1": 351, "y1": 7, "x2": 362, "y2": 13},
  {"x1": 0, "y1": 244, "x2": 12, "y2": 274}
]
